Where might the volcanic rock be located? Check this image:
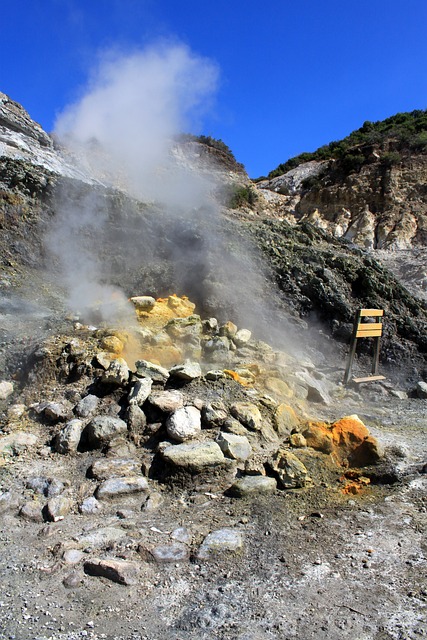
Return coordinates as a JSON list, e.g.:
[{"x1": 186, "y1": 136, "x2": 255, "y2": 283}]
[
  {"x1": 101, "y1": 358, "x2": 130, "y2": 386},
  {"x1": 161, "y1": 440, "x2": 226, "y2": 472},
  {"x1": 150, "y1": 543, "x2": 189, "y2": 563},
  {"x1": 273, "y1": 403, "x2": 300, "y2": 437},
  {"x1": 89, "y1": 458, "x2": 141, "y2": 480},
  {"x1": 197, "y1": 528, "x2": 244, "y2": 559},
  {"x1": 416, "y1": 381, "x2": 427, "y2": 399},
  {"x1": 169, "y1": 361, "x2": 202, "y2": 381},
  {"x1": 135, "y1": 360, "x2": 169, "y2": 383},
  {"x1": 85, "y1": 415, "x2": 128, "y2": 449},
  {"x1": 83, "y1": 558, "x2": 139, "y2": 585},
  {"x1": 95, "y1": 476, "x2": 149, "y2": 499},
  {"x1": 55, "y1": 419, "x2": 84, "y2": 454},
  {"x1": 0, "y1": 380, "x2": 13, "y2": 400},
  {"x1": 128, "y1": 377, "x2": 153, "y2": 406},
  {"x1": 79, "y1": 496, "x2": 102, "y2": 515},
  {"x1": 268, "y1": 447, "x2": 309, "y2": 488},
  {"x1": 216, "y1": 432, "x2": 252, "y2": 461},
  {"x1": 229, "y1": 475, "x2": 277, "y2": 497},
  {"x1": 230, "y1": 402, "x2": 263, "y2": 431},
  {"x1": 45, "y1": 495, "x2": 73, "y2": 522},
  {"x1": 148, "y1": 389, "x2": 184, "y2": 412},
  {"x1": 74, "y1": 394, "x2": 99, "y2": 418},
  {"x1": 166, "y1": 406, "x2": 201, "y2": 442}
]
